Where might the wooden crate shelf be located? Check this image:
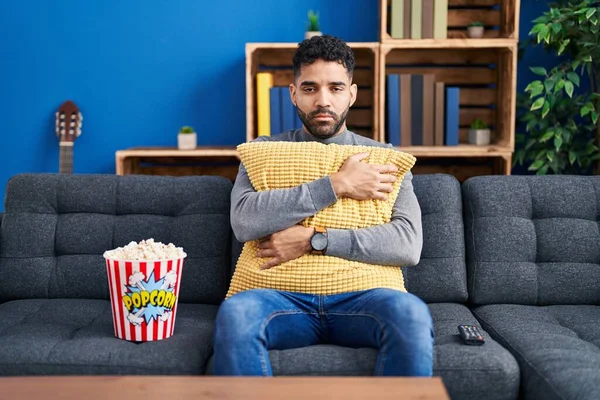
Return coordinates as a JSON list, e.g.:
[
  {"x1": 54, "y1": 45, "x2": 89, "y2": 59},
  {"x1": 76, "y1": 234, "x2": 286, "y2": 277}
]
[
  {"x1": 115, "y1": 147, "x2": 240, "y2": 180},
  {"x1": 246, "y1": 42, "x2": 379, "y2": 142},
  {"x1": 379, "y1": 0, "x2": 520, "y2": 43},
  {"x1": 378, "y1": 44, "x2": 517, "y2": 151}
]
